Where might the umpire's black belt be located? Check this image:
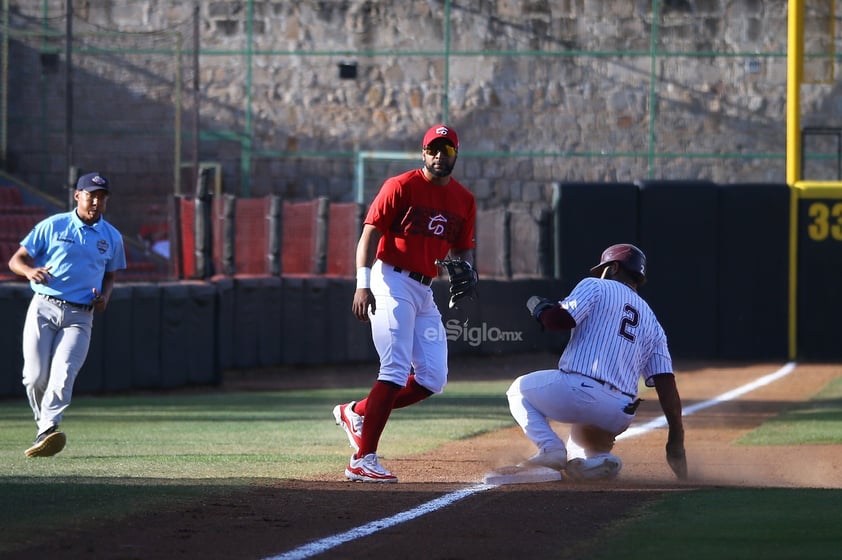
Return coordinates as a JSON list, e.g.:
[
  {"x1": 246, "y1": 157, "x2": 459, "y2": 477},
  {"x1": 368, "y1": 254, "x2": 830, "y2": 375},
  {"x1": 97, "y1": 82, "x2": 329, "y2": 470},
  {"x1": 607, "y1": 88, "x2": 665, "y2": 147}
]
[
  {"x1": 39, "y1": 293, "x2": 94, "y2": 312},
  {"x1": 393, "y1": 266, "x2": 433, "y2": 286},
  {"x1": 571, "y1": 371, "x2": 636, "y2": 399}
]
